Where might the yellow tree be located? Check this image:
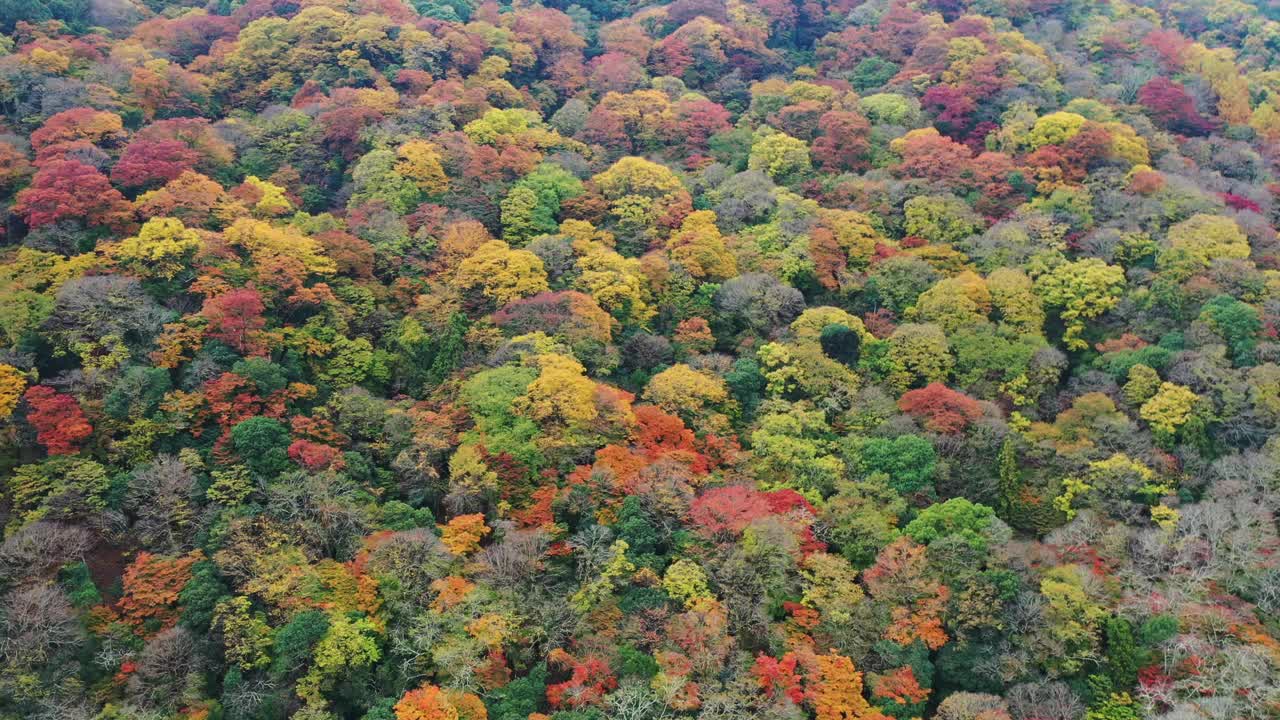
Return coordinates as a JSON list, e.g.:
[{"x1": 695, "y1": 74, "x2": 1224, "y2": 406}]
[
  {"x1": 913, "y1": 271, "x2": 991, "y2": 332},
  {"x1": 573, "y1": 239, "x2": 654, "y2": 324},
  {"x1": 395, "y1": 139, "x2": 449, "y2": 195},
  {"x1": 1162, "y1": 214, "x2": 1251, "y2": 269},
  {"x1": 455, "y1": 240, "x2": 550, "y2": 305},
  {"x1": 106, "y1": 217, "x2": 203, "y2": 280},
  {"x1": 666, "y1": 210, "x2": 736, "y2": 281},
  {"x1": 513, "y1": 353, "x2": 599, "y2": 427},
  {"x1": 986, "y1": 268, "x2": 1044, "y2": 333},
  {"x1": 0, "y1": 364, "x2": 26, "y2": 418},
  {"x1": 1032, "y1": 258, "x2": 1125, "y2": 350}
]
